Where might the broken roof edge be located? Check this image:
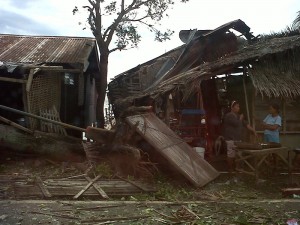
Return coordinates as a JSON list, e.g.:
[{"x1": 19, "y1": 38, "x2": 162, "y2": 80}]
[
  {"x1": 0, "y1": 62, "x2": 84, "y2": 76},
  {"x1": 110, "y1": 44, "x2": 185, "y2": 81},
  {"x1": 110, "y1": 19, "x2": 253, "y2": 83},
  {"x1": 116, "y1": 34, "x2": 300, "y2": 104}
]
